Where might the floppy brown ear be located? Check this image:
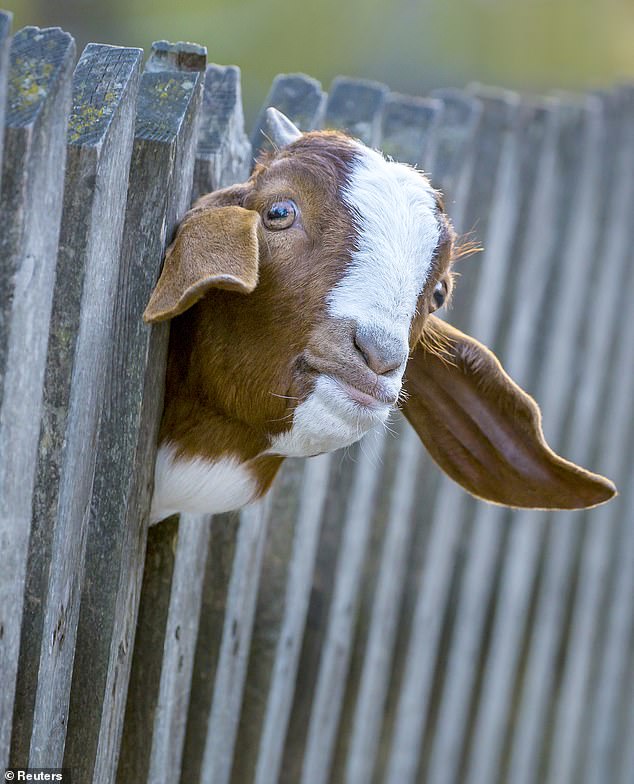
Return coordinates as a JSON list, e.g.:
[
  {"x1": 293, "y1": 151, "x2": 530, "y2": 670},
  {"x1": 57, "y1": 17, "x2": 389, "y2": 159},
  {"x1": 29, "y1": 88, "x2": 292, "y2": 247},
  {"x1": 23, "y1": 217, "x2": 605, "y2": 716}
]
[
  {"x1": 402, "y1": 316, "x2": 616, "y2": 510},
  {"x1": 143, "y1": 205, "x2": 259, "y2": 323}
]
